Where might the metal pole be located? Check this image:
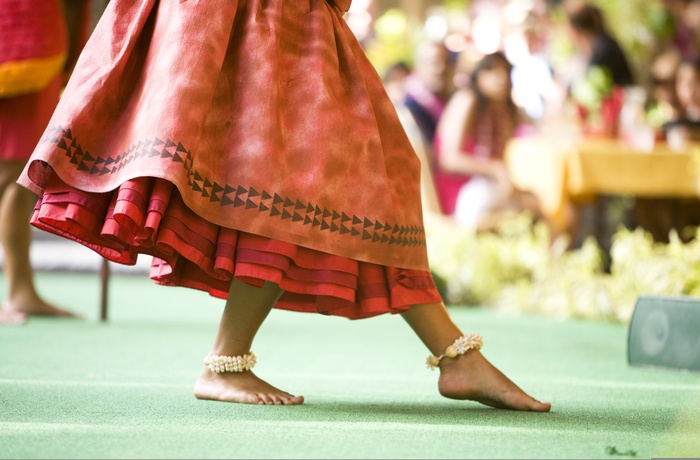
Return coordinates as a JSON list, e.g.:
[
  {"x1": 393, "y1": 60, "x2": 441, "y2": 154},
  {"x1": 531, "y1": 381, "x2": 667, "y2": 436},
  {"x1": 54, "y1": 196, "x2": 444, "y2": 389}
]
[{"x1": 99, "y1": 258, "x2": 109, "y2": 322}]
